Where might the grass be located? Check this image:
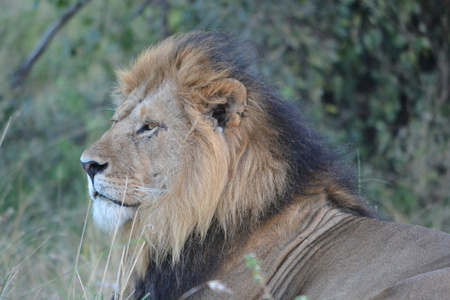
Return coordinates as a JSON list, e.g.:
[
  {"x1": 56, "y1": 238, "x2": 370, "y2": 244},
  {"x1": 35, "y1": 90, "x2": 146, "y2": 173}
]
[
  {"x1": 0, "y1": 113, "x2": 117, "y2": 298},
  {"x1": 0, "y1": 189, "x2": 115, "y2": 299}
]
